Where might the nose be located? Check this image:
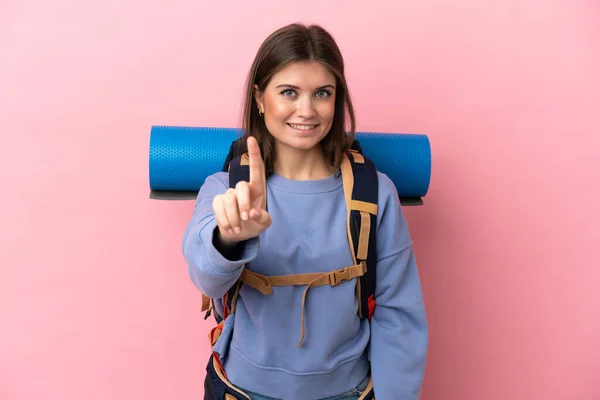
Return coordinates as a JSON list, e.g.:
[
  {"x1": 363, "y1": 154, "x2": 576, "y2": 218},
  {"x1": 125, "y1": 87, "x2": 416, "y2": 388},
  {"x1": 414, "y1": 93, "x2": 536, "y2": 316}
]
[{"x1": 296, "y1": 95, "x2": 316, "y2": 118}]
